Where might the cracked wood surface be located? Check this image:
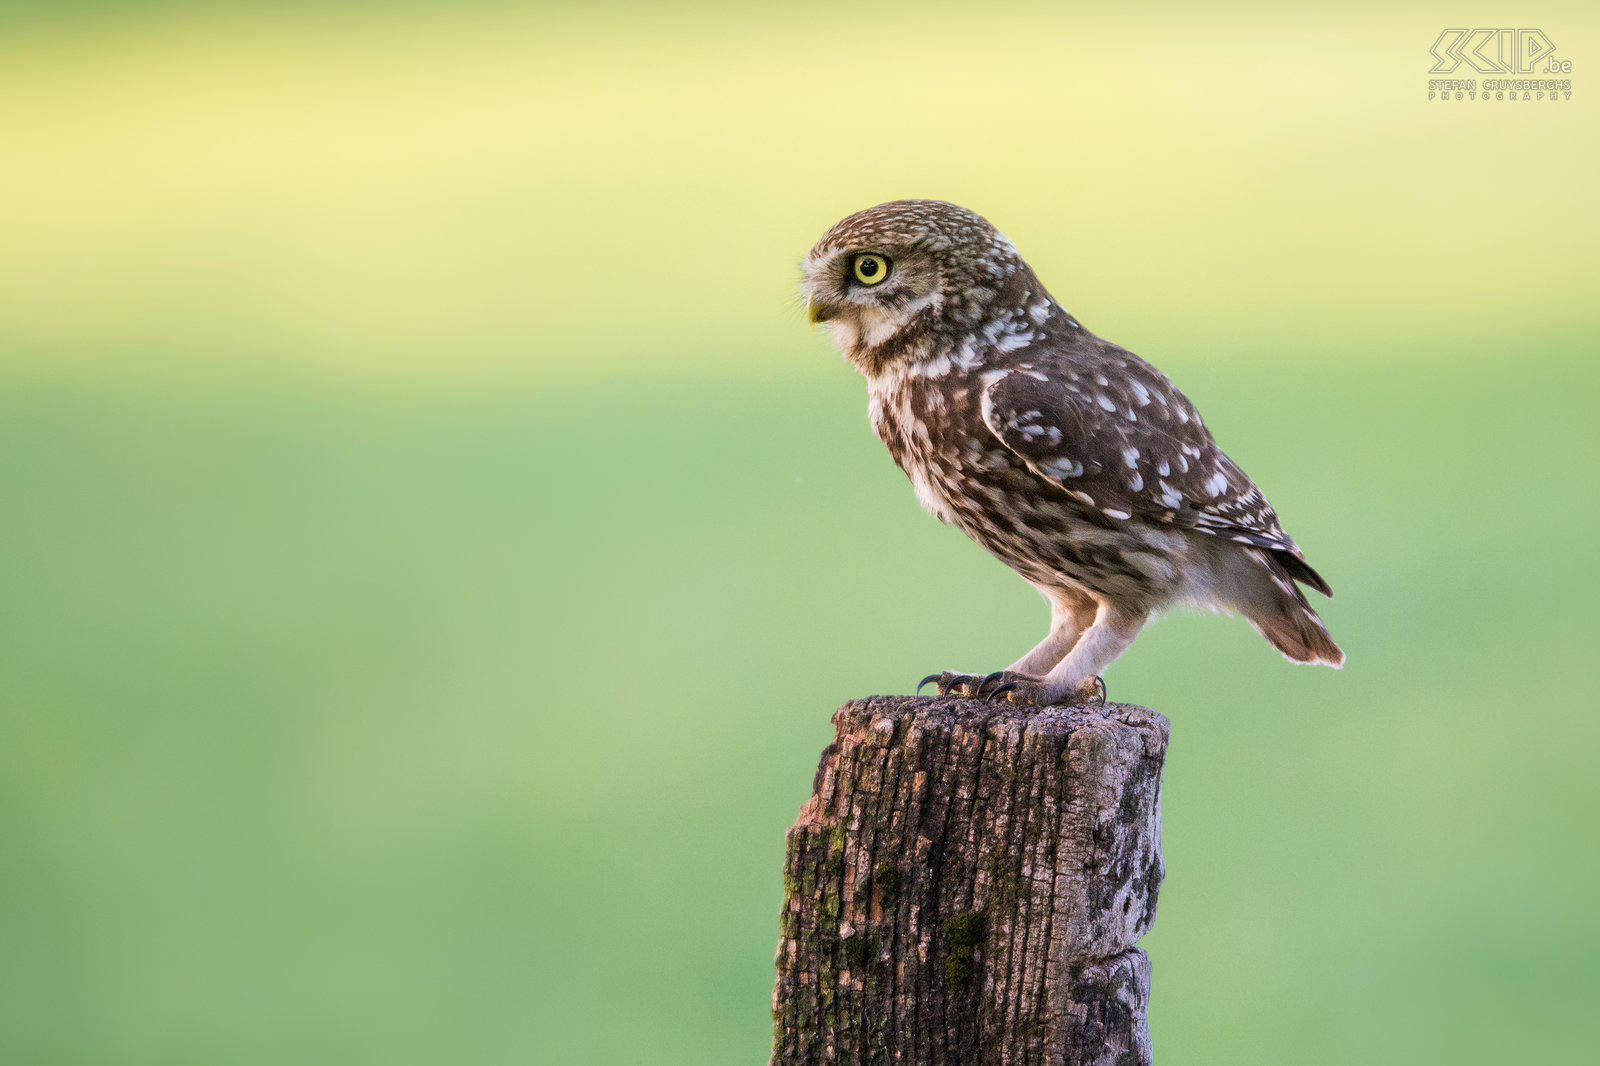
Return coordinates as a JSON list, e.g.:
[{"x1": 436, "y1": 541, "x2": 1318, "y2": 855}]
[{"x1": 771, "y1": 696, "x2": 1169, "y2": 1066}]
